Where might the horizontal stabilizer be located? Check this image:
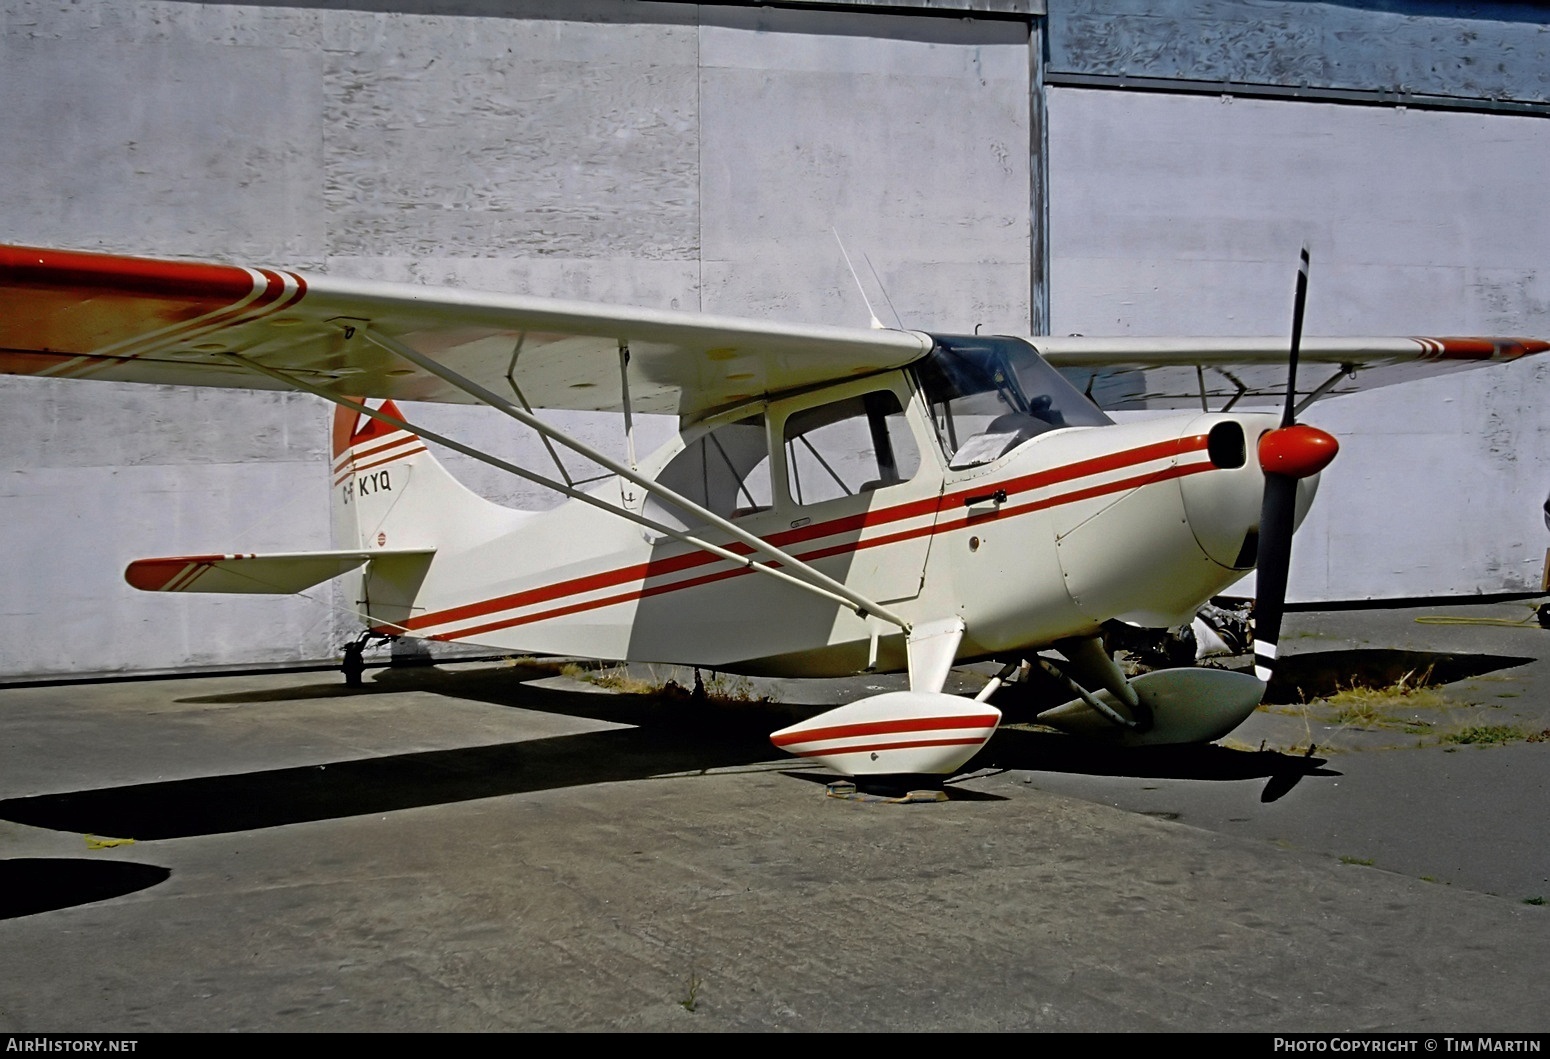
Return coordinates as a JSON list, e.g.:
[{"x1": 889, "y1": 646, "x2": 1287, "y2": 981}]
[{"x1": 124, "y1": 549, "x2": 434, "y2": 594}]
